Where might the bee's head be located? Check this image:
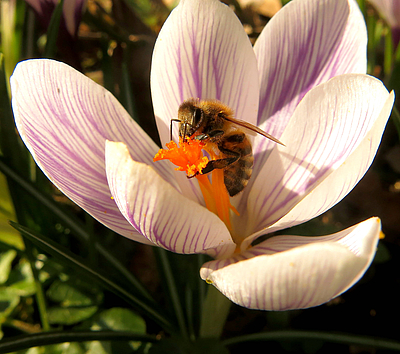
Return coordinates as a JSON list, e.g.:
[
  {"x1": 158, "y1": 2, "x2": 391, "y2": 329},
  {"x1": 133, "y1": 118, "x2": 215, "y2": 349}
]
[{"x1": 177, "y1": 99, "x2": 203, "y2": 138}]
